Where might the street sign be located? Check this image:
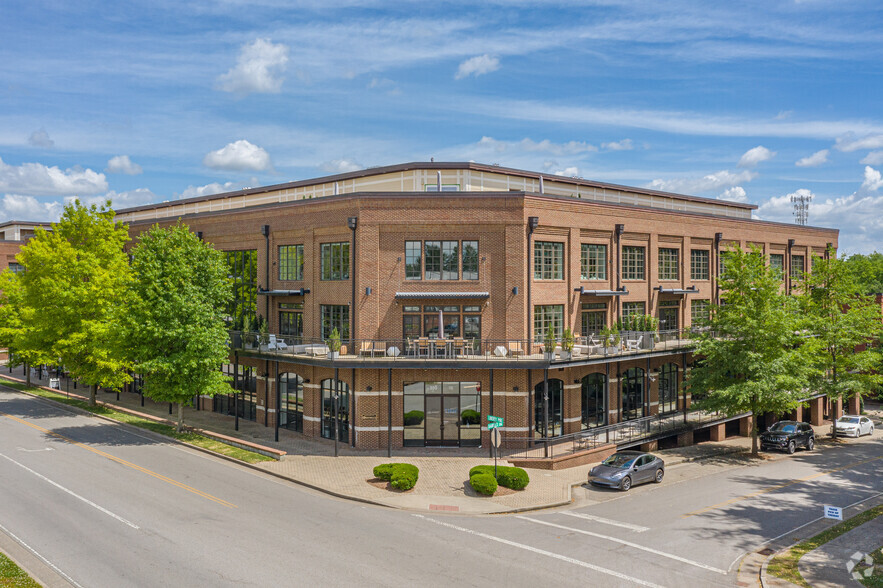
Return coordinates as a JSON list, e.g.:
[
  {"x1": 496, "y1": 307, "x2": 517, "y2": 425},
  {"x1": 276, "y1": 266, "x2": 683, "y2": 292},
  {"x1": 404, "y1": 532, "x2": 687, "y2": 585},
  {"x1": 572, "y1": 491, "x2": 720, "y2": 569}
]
[
  {"x1": 491, "y1": 428, "x2": 502, "y2": 448},
  {"x1": 823, "y1": 505, "x2": 843, "y2": 520},
  {"x1": 488, "y1": 415, "x2": 504, "y2": 429}
]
